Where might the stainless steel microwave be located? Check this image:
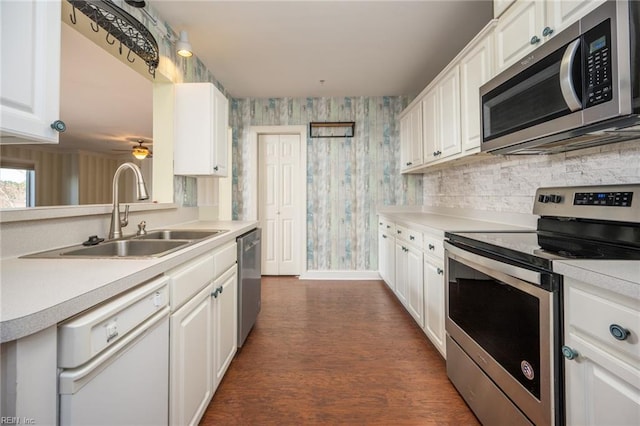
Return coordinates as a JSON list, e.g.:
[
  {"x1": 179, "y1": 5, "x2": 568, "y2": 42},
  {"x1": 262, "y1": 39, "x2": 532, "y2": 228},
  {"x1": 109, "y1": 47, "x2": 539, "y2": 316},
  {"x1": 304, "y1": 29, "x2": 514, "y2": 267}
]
[{"x1": 481, "y1": 0, "x2": 639, "y2": 155}]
